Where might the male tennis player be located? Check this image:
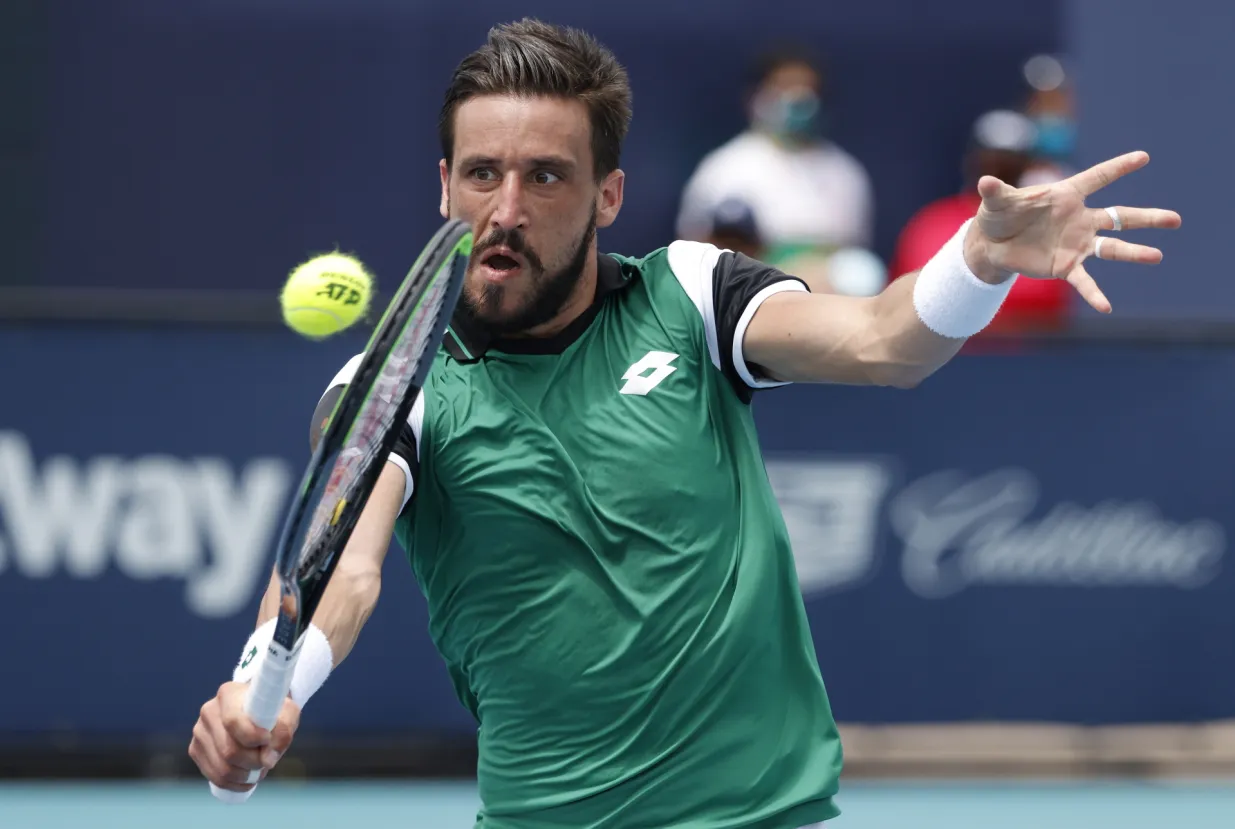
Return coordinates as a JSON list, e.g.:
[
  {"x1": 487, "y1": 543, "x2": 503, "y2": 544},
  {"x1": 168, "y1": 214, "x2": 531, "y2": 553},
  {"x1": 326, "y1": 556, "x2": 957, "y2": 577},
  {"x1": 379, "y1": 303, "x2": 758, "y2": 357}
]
[{"x1": 190, "y1": 18, "x2": 1180, "y2": 828}]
